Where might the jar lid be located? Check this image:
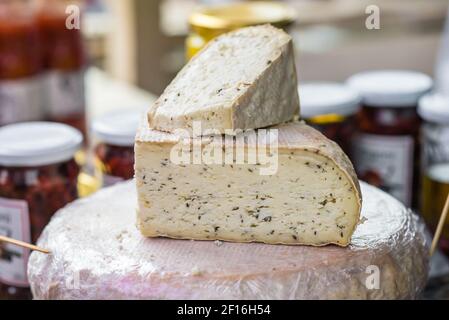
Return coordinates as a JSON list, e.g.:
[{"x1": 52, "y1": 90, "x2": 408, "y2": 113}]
[
  {"x1": 346, "y1": 70, "x2": 433, "y2": 107},
  {"x1": 189, "y1": 1, "x2": 296, "y2": 39},
  {"x1": 92, "y1": 111, "x2": 143, "y2": 147},
  {"x1": 299, "y1": 82, "x2": 361, "y2": 118},
  {"x1": 0, "y1": 122, "x2": 83, "y2": 167},
  {"x1": 418, "y1": 93, "x2": 449, "y2": 124}
]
